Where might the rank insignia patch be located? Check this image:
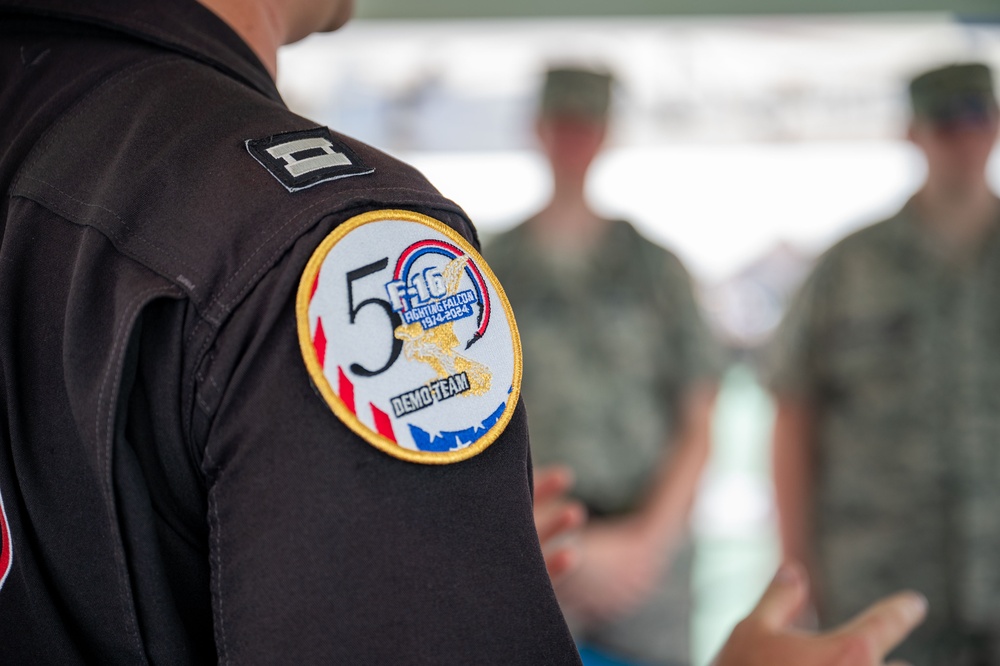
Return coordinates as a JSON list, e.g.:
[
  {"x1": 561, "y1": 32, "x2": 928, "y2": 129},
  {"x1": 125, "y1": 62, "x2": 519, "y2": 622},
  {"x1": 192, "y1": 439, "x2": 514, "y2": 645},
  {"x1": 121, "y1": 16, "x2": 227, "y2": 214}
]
[
  {"x1": 297, "y1": 209, "x2": 522, "y2": 464},
  {"x1": 246, "y1": 127, "x2": 374, "y2": 192}
]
